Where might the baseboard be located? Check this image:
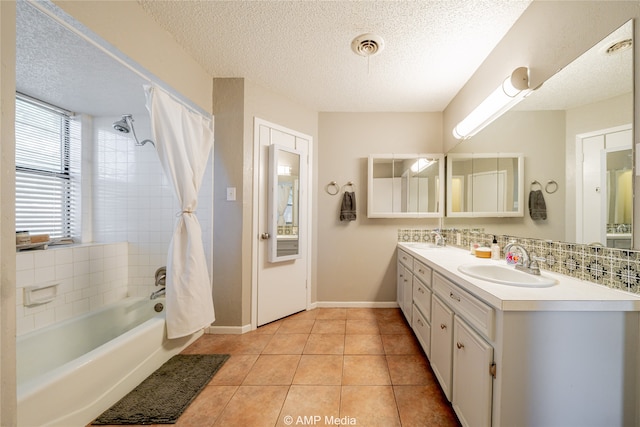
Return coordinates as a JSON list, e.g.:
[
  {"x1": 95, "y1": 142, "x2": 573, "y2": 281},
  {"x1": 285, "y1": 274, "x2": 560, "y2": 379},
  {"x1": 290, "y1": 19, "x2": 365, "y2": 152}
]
[
  {"x1": 314, "y1": 301, "x2": 400, "y2": 308},
  {"x1": 205, "y1": 324, "x2": 252, "y2": 334}
]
